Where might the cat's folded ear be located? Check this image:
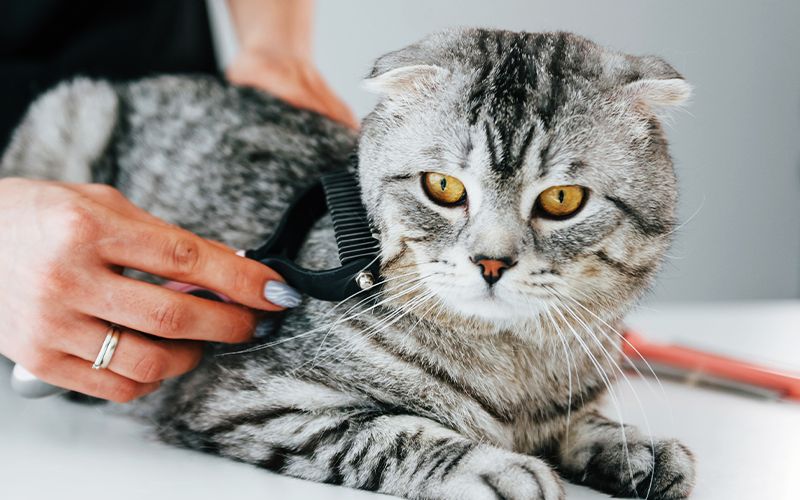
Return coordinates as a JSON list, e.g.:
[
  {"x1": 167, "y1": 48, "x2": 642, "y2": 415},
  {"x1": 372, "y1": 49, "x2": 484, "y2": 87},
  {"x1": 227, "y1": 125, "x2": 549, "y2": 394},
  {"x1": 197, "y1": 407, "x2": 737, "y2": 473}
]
[
  {"x1": 619, "y1": 55, "x2": 692, "y2": 112},
  {"x1": 362, "y1": 64, "x2": 447, "y2": 95},
  {"x1": 362, "y1": 43, "x2": 449, "y2": 96}
]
